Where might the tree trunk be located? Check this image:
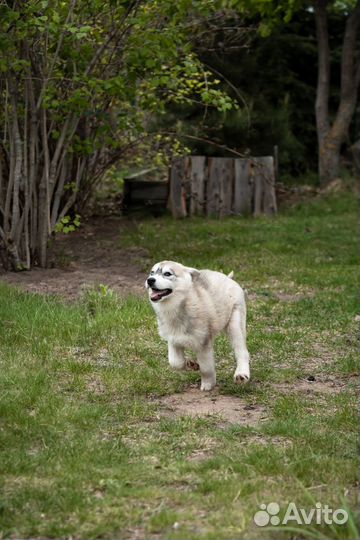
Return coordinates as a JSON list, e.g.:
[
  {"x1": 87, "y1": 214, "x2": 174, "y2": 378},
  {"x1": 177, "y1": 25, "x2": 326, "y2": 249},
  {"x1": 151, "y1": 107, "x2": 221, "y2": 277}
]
[
  {"x1": 351, "y1": 139, "x2": 360, "y2": 173},
  {"x1": 315, "y1": 0, "x2": 360, "y2": 185},
  {"x1": 318, "y1": 137, "x2": 341, "y2": 184}
]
